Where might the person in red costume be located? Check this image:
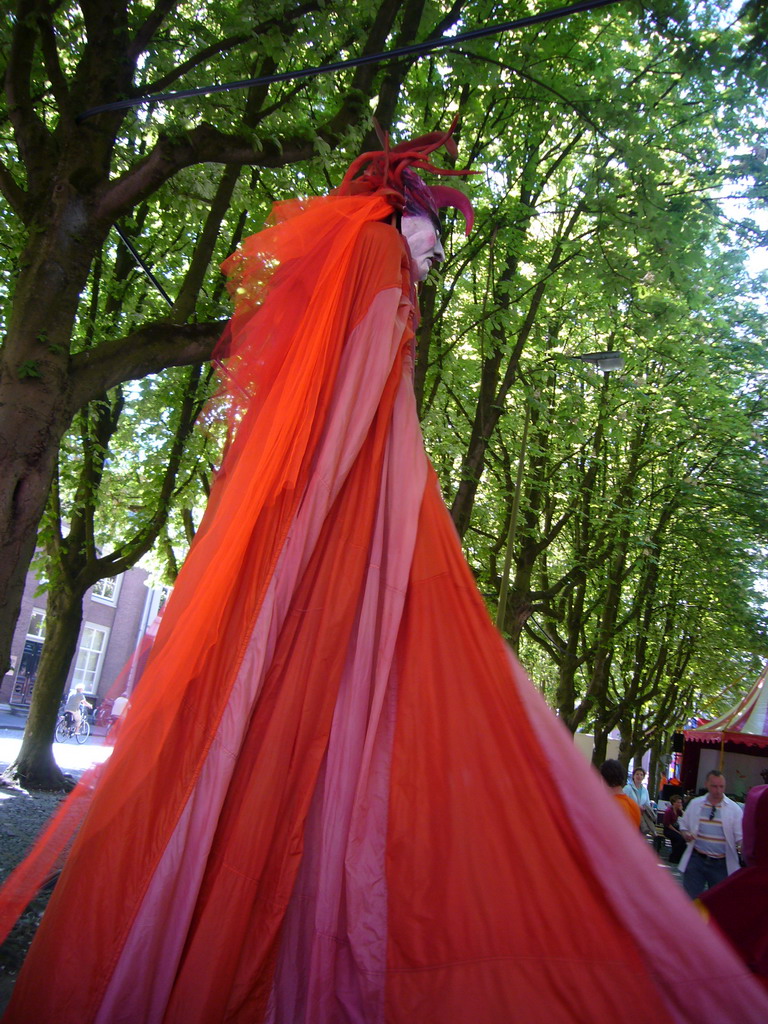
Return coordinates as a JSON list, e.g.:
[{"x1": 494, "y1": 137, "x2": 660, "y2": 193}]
[
  {"x1": 1, "y1": 122, "x2": 767, "y2": 1024},
  {"x1": 701, "y1": 784, "x2": 768, "y2": 987}
]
